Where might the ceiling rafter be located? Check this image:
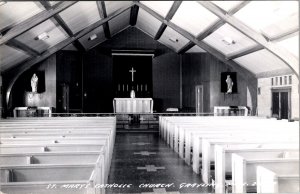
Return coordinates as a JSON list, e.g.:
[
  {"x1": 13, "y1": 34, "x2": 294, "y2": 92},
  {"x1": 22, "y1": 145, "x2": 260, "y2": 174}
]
[
  {"x1": 39, "y1": 1, "x2": 86, "y2": 52},
  {"x1": 6, "y1": 39, "x2": 40, "y2": 57},
  {"x1": 0, "y1": 1, "x2": 77, "y2": 45},
  {"x1": 198, "y1": 1, "x2": 299, "y2": 77},
  {"x1": 5, "y1": 3, "x2": 135, "y2": 105},
  {"x1": 226, "y1": 45, "x2": 264, "y2": 60},
  {"x1": 225, "y1": 27, "x2": 299, "y2": 60},
  {"x1": 130, "y1": 5, "x2": 139, "y2": 26},
  {"x1": 135, "y1": 2, "x2": 256, "y2": 80},
  {"x1": 178, "y1": 41, "x2": 195, "y2": 54},
  {"x1": 154, "y1": 1, "x2": 182, "y2": 40},
  {"x1": 178, "y1": 1, "x2": 250, "y2": 54},
  {"x1": 268, "y1": 28, "x2": 299, "y2": 42},
  {"x1": 96, "y1": 1, "x2": 111, "y2": 39}
]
